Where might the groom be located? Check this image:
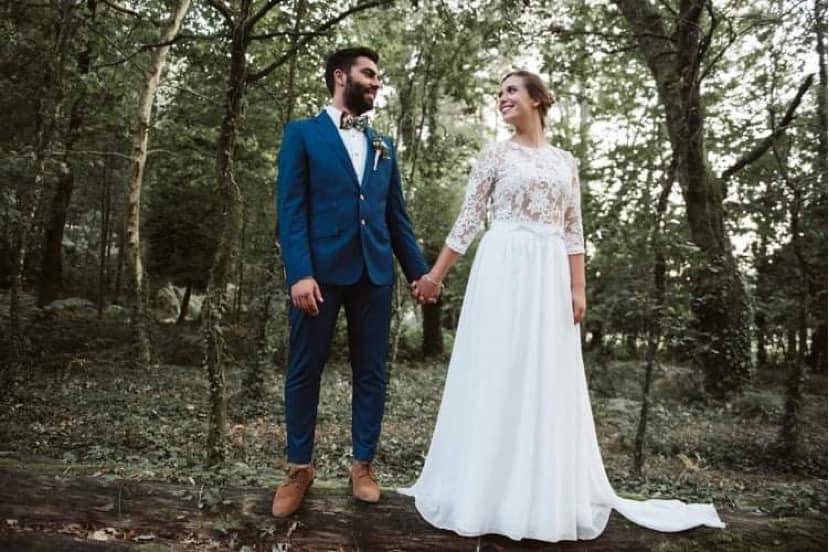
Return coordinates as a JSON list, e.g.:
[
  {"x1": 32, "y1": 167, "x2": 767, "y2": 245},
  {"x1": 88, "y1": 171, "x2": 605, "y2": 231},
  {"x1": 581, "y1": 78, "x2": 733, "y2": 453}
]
[{"x1": 273, "y1": 47, "x2": 441, "y2": 517}]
